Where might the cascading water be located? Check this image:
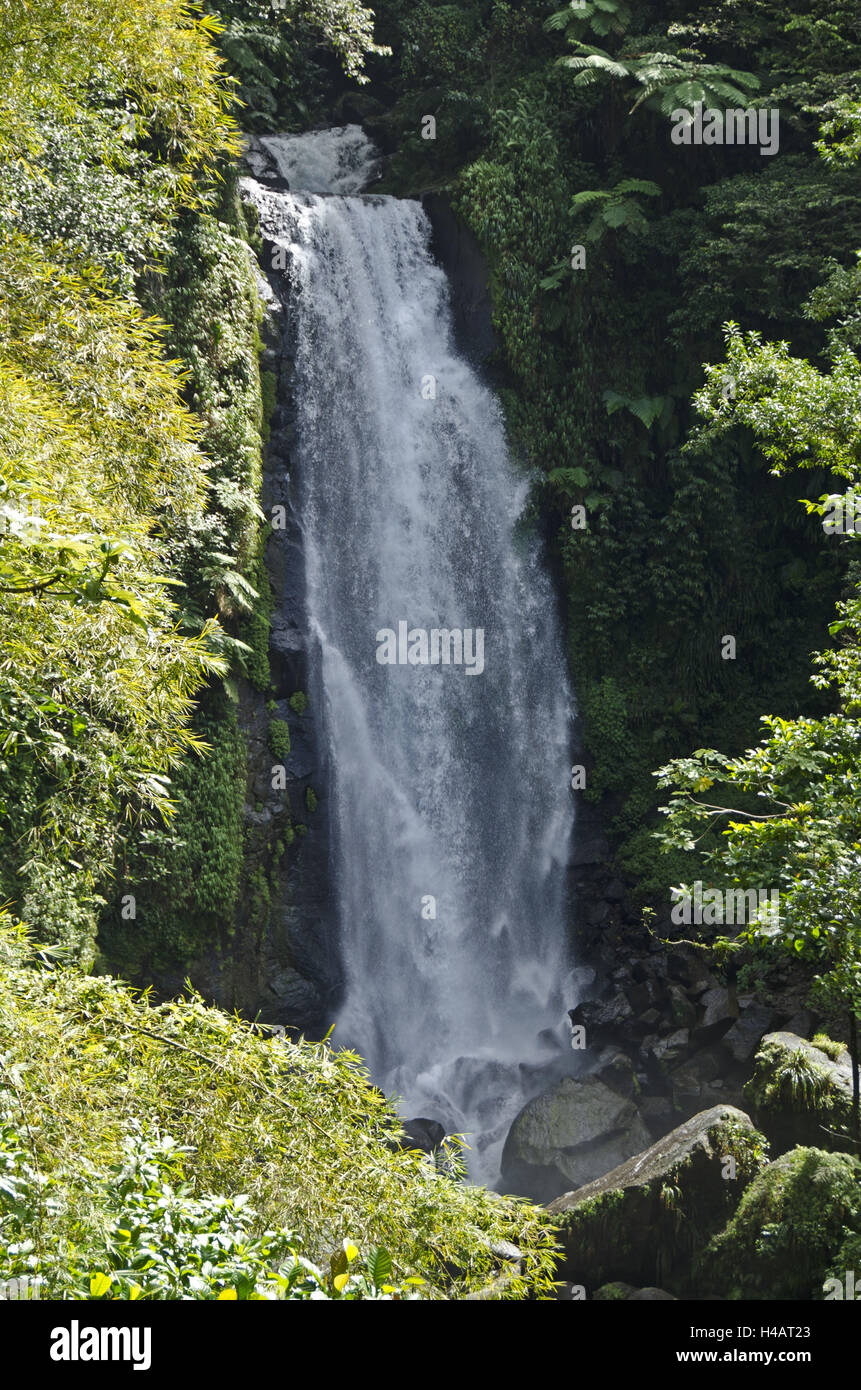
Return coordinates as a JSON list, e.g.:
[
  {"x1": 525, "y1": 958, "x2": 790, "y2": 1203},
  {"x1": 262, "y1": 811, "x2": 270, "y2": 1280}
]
[{"x1": 244, "y1": 128, "x2": 577, "y2": 1184}]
